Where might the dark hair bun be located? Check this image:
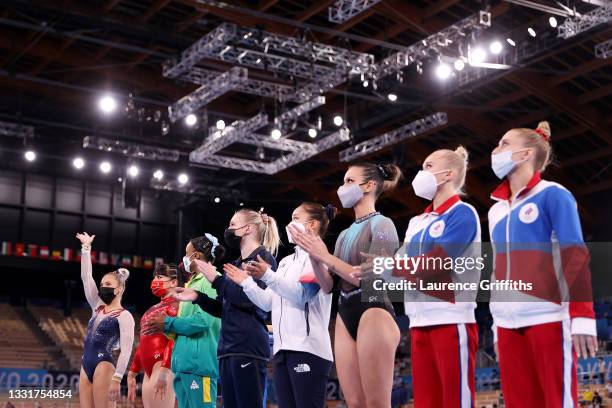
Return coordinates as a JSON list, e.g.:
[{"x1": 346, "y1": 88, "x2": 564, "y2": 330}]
[
  {"x1": 325, "y1": 204, "x2": 338, "y2": 221},
  {"x1": 212, "y1": 244, "x2": 226, "y2": 263}
]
